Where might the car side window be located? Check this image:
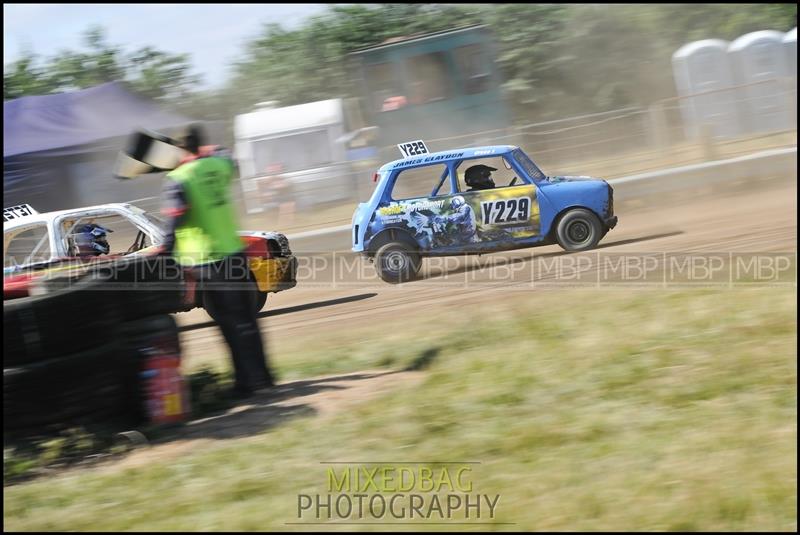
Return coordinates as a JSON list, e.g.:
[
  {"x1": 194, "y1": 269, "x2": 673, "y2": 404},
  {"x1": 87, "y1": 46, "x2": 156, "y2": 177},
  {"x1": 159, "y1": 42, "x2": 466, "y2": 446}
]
[
  {"x1": 455, "y1": 156, "x2": 523, "y2": 192},
  {"x1": 62, "y1": 212, "x2": 156, "y2": 256},
  {"x1": 4, "y1": 224, "x2": 51, "y2": 267},
  {"x1": 390, "y1": 164, "x2": 451, "y2": 201}
]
